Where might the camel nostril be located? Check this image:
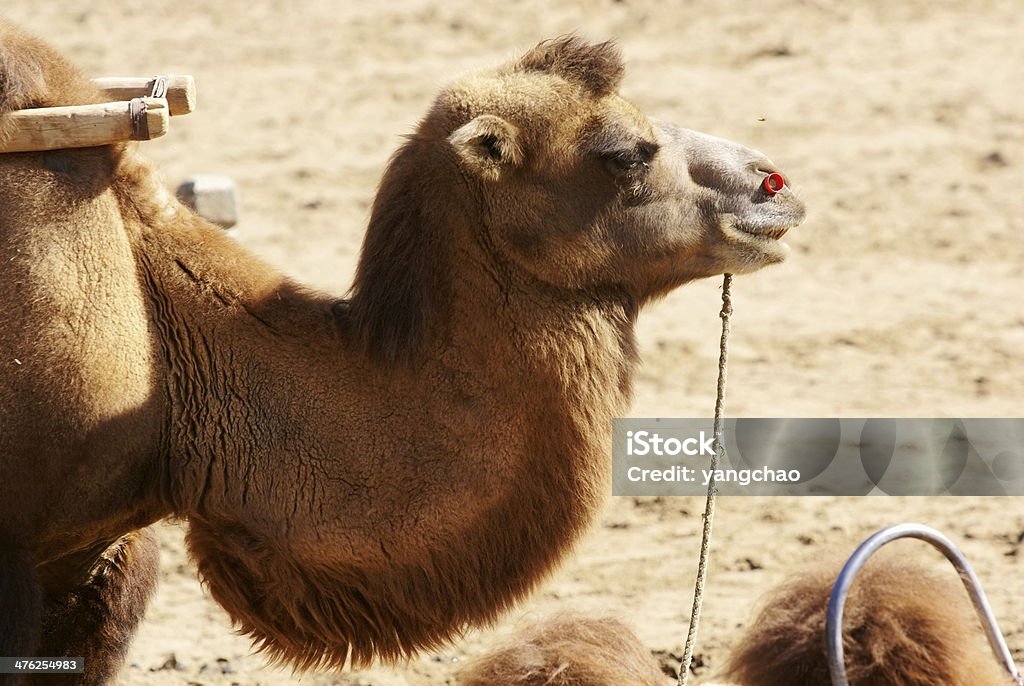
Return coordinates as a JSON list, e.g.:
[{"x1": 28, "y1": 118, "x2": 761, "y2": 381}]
[{"x1": 762, "y1": 173, "x2": 785, "y2": 196}]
